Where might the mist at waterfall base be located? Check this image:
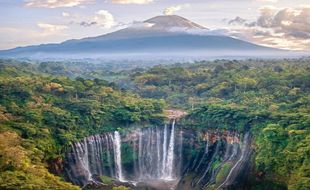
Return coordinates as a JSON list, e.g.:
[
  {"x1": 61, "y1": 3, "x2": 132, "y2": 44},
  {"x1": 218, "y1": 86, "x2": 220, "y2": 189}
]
[{"x1": 64, "y1": 121, "x2": 252, "y2": 190}]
